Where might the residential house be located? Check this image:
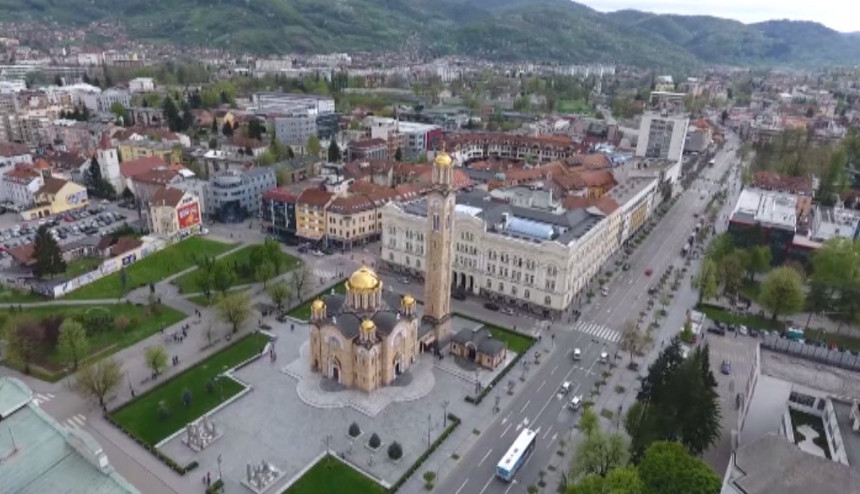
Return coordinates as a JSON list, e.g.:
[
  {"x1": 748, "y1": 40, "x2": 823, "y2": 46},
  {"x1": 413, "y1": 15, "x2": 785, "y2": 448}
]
[
  {"x1": 128, "y1": 77, "x2": 155, "y2": 93},
  {"x1": 0, "y1": 142, "x2": 32, "y2": 168},
  {"x1": 0, "y1": 167, "x2": 43, "y2": 206},
  {"x1": 118, "y1": 156, "x2": 169, "y2": 195},
  {"x1": 260, "y1": 188, "x2": 298, "y2": 238},
  {"x1": 149, "y1": 187, "x2": 202, "y2": 236},
  {"x1": 296, "y1": 188, "x2": 334, "y2": 243},
  {"x1": 213, "y1": 110, "x2": 235, "y2": 129},
  {"x1": 223, "y1": 137, "x2": 267, "y2": 158},
  {"x1": 117, "y1": 140, "x2": 182, "y2": 166},
  {"x1": 347, "y1": 138, "x2": 388, "y2": 162},
  {"x1": 130, "y1": 167, "x2": 183, "y2": 206},
  {"x1": 21, "y1": 177, "x2": 88, "y2": 219},
  {"x1": 274, "y1": 157, "x2": 321, "y2": 186}
]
